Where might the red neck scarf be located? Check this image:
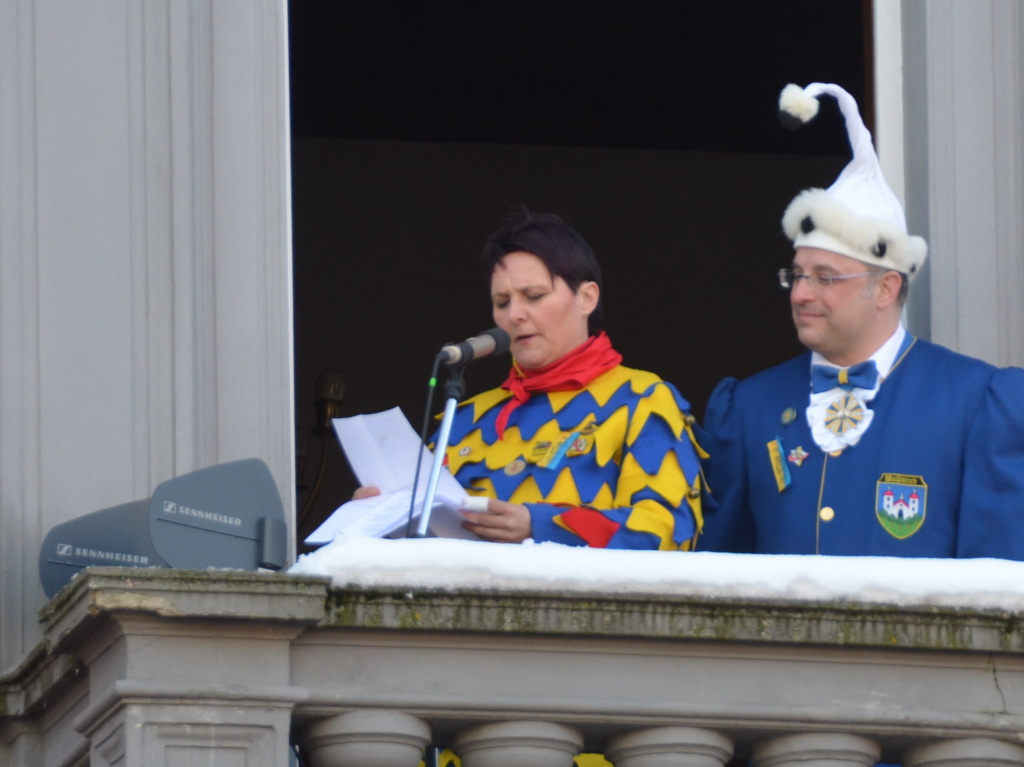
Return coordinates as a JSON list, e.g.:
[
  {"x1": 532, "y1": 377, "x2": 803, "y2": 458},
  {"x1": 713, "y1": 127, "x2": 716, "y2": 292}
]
[{"x1": 494, "y1": 332, "x2": 622, "y2": 438}]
